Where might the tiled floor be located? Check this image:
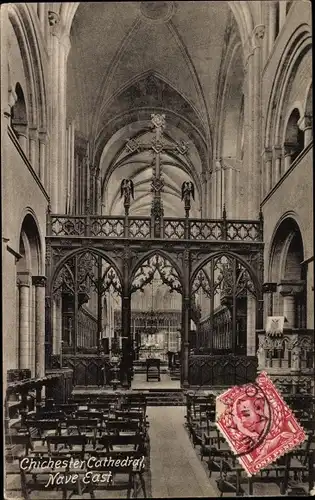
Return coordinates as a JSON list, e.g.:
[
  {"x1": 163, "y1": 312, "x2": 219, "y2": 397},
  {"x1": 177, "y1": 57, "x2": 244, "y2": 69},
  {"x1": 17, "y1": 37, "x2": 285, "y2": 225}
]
[{"x1": 147, "y1": 406, "x2": 217, "y2": 498}]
